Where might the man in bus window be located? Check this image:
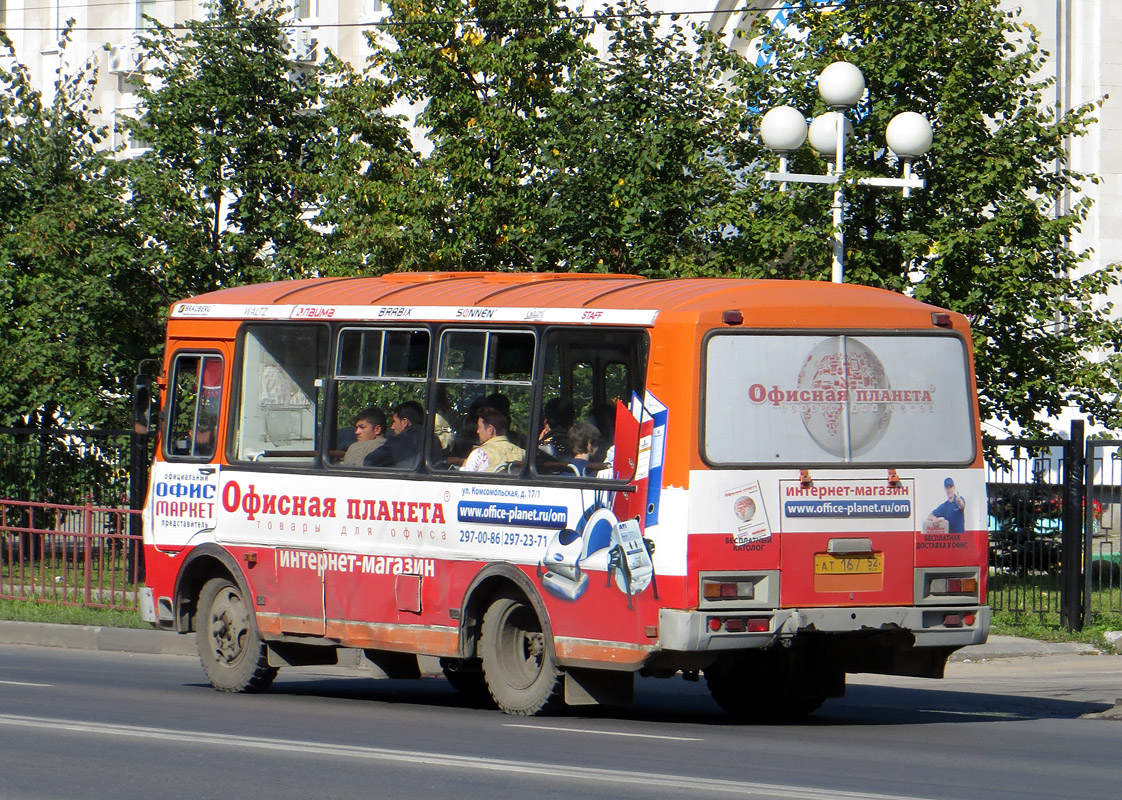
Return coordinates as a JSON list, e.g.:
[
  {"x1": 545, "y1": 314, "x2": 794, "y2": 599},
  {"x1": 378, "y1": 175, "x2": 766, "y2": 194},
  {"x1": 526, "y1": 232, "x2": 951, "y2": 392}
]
[
  {"x1": 342, "y1": 407, "x2": 387, "y2": 466},
  {"x1": 364, "y1": 401, "x2": 425, "y2": 469},
  {"x1": 460, "y1": 407, "x2": 526, "y2": 473}
]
